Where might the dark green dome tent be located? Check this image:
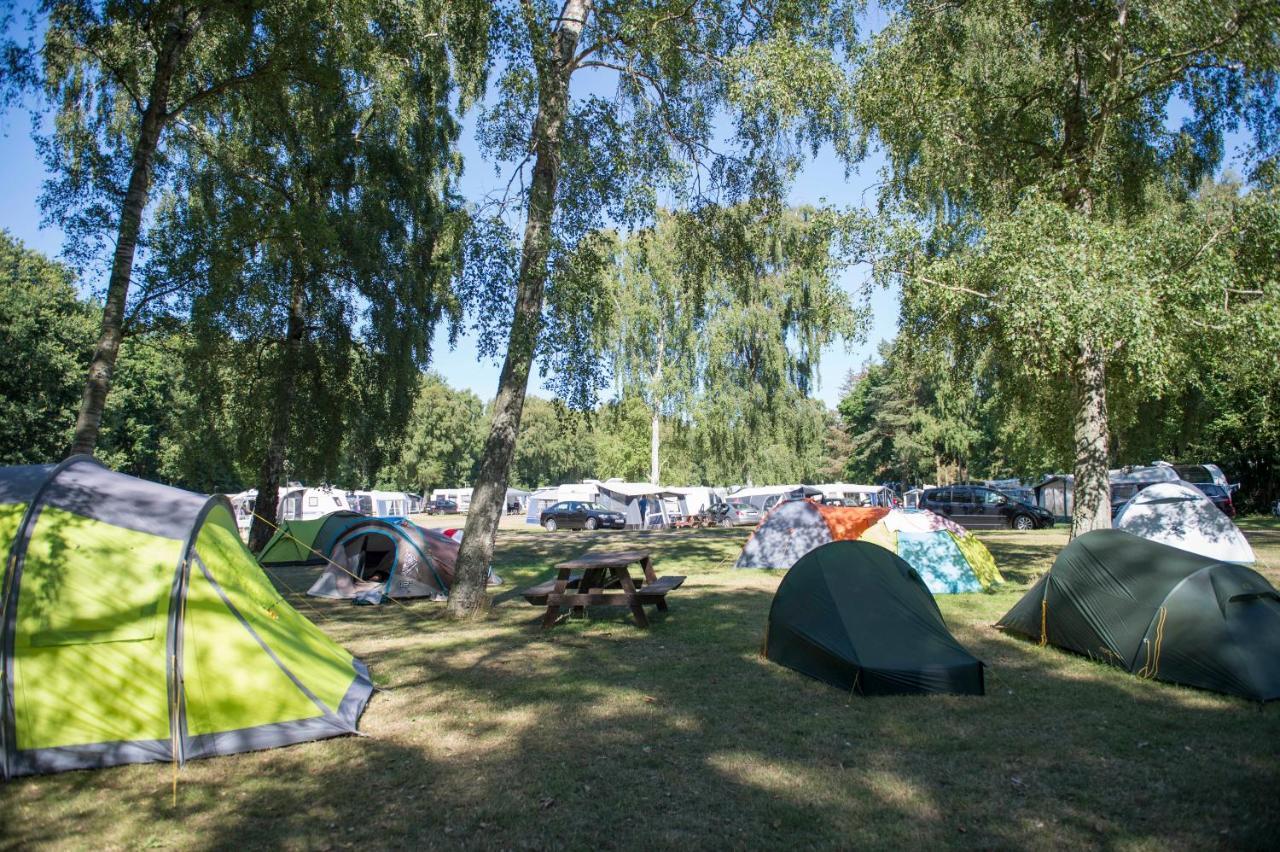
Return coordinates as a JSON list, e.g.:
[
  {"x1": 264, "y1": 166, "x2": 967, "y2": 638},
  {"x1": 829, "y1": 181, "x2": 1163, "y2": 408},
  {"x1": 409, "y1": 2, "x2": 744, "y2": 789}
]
[
  {"x1": 764, "y1": 541, "x2": 985, "y2": 696},
  {"x1": 997, "y1": 529, "x2": 1280, "y2": 702},
  {"x1": 0, "y1": 458, "x2": 372, "y2": 778}
]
